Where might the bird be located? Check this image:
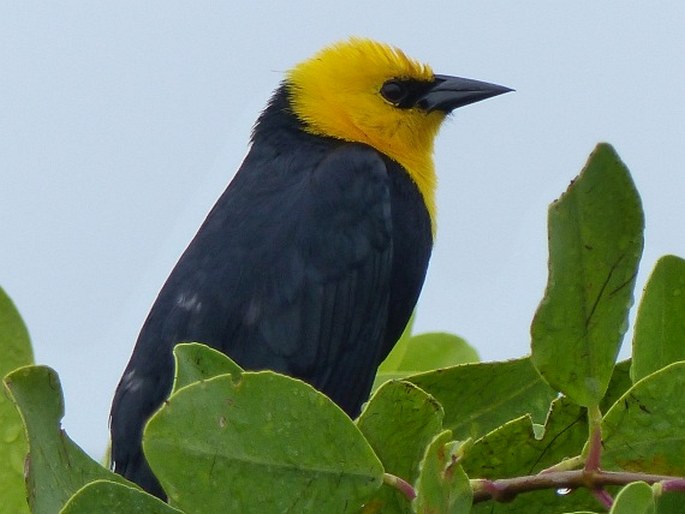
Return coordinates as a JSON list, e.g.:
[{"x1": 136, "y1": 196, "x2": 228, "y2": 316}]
[{"x1": 110, "y1": 37, "x2": 511, "y2": 498}]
